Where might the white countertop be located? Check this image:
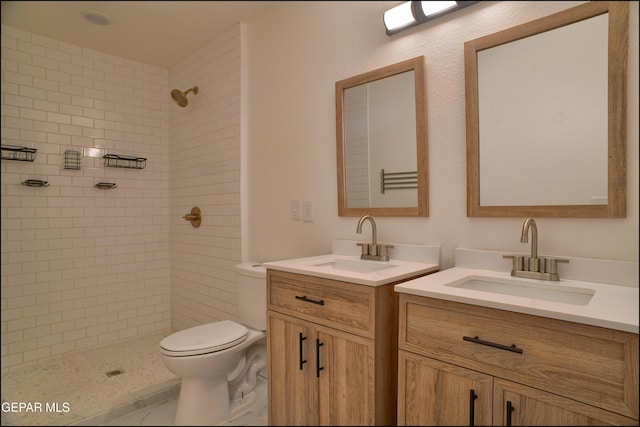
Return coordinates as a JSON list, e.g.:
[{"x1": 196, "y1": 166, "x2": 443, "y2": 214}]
[
  {"x1": 263, "y1": 240, "x2": 440, "y2": 287},
  {"x1": 395, "y1": 249, "x2": 639, "y2": 334}
]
